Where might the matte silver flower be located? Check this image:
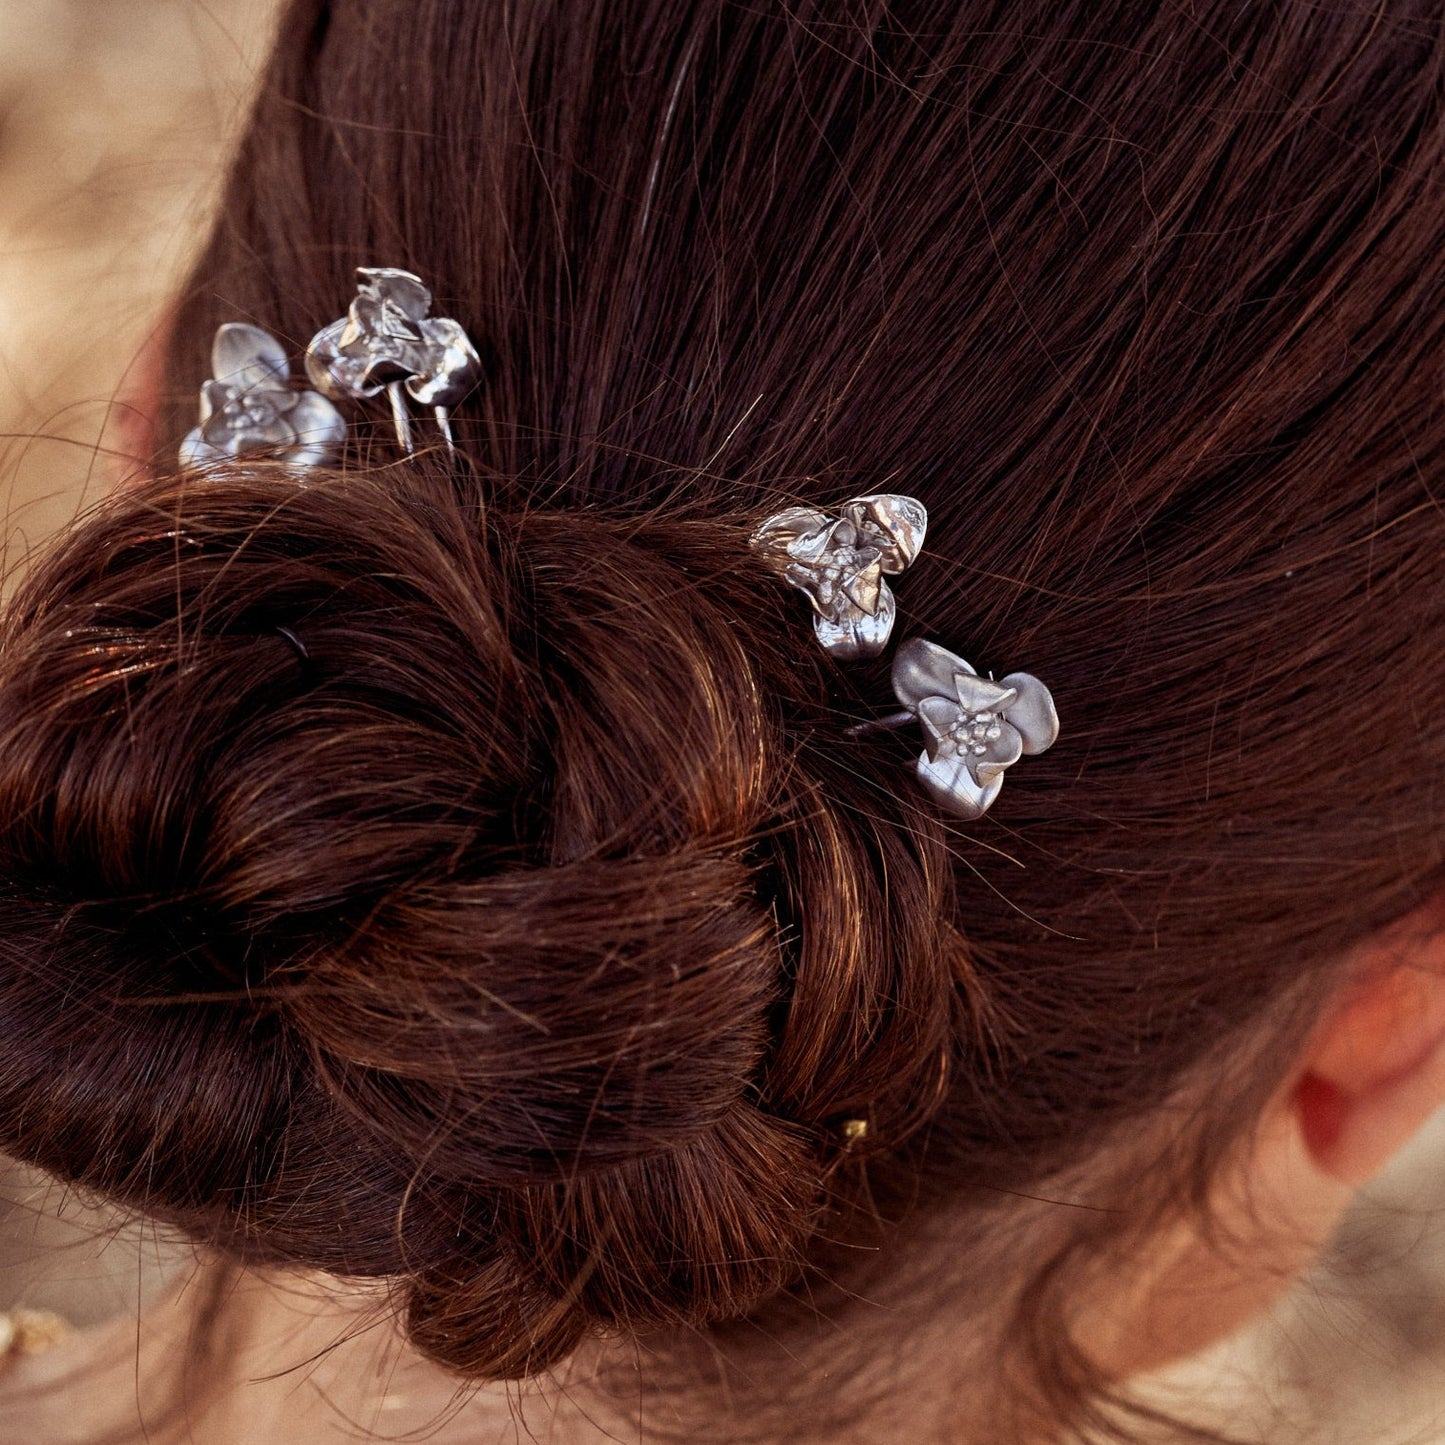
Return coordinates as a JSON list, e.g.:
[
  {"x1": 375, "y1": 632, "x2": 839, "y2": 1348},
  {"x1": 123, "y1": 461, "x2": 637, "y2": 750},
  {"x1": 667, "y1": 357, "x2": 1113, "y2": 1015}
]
[
  {"x1": 891, "y1": 637, "x2": 1059, "y2": 820},
  {"x1": 305, "y1": 267, "x2": 481, "y2": 453},
  {"x1": 178, "y1": 323, "x2": 345, "y2": 472},
  {"x1": 751, "y1": 494, "x2": 927, "y2": 658}
]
